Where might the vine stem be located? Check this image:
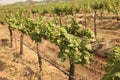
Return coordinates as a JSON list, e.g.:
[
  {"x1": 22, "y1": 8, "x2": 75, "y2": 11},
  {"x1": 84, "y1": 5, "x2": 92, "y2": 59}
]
[
  {"x1": 36, "y1": 42, "x2": 42, "y2": 80},
  {"x1": 36, "y1": 43, "x2": 42, "y2": 71},
  {"x1": 69, "y1": 60, "x2": 76, "y2": 80}
]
